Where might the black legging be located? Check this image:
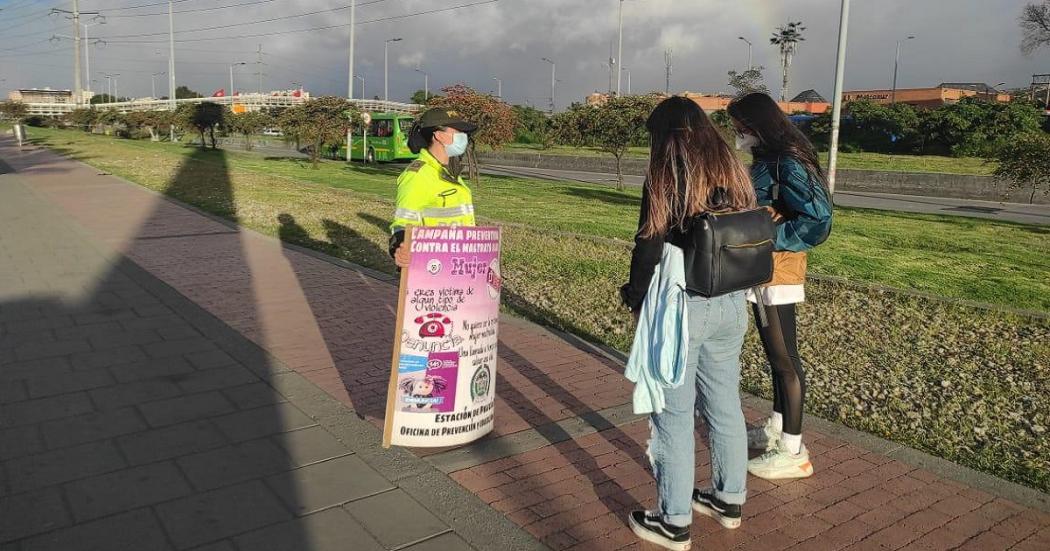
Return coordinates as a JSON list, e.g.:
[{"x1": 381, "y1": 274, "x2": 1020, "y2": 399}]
[{"x1": 752, "y1": 303, "x2": 805, "y2": 435}]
